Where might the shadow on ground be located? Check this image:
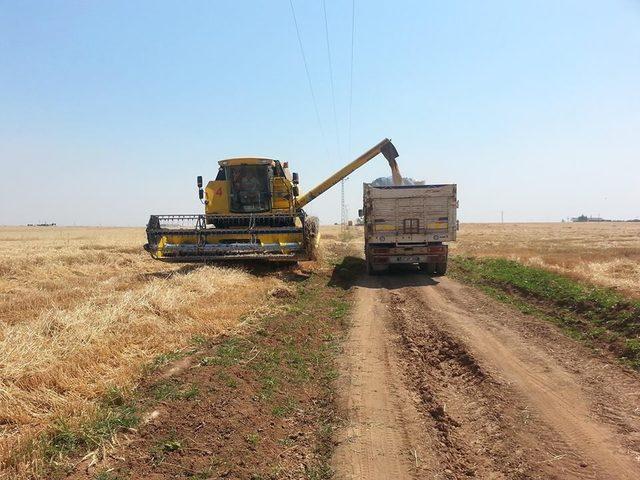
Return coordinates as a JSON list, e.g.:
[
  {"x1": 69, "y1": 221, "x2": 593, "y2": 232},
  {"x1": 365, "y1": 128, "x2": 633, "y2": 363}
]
[
  {"x1": 329, "y1": 256, "x2": 440, "y2": 290},
  {"x1": 139, "y1": 259, "x2": 310, "y2": 282}
]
